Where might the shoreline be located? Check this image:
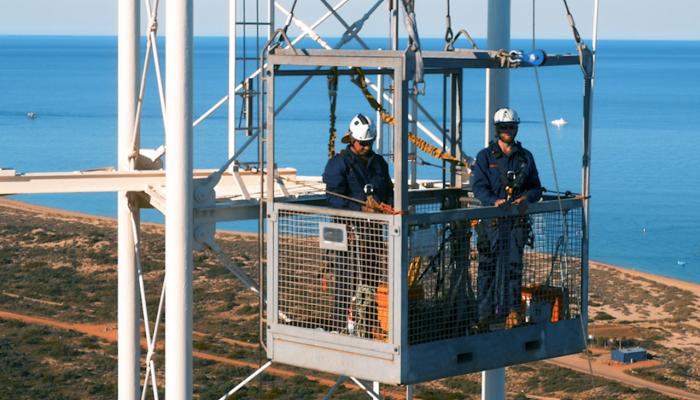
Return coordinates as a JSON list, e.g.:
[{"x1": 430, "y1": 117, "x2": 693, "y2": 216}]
[{"x1": 2, "y1": 196, "x2": 699, "y2": 290}]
